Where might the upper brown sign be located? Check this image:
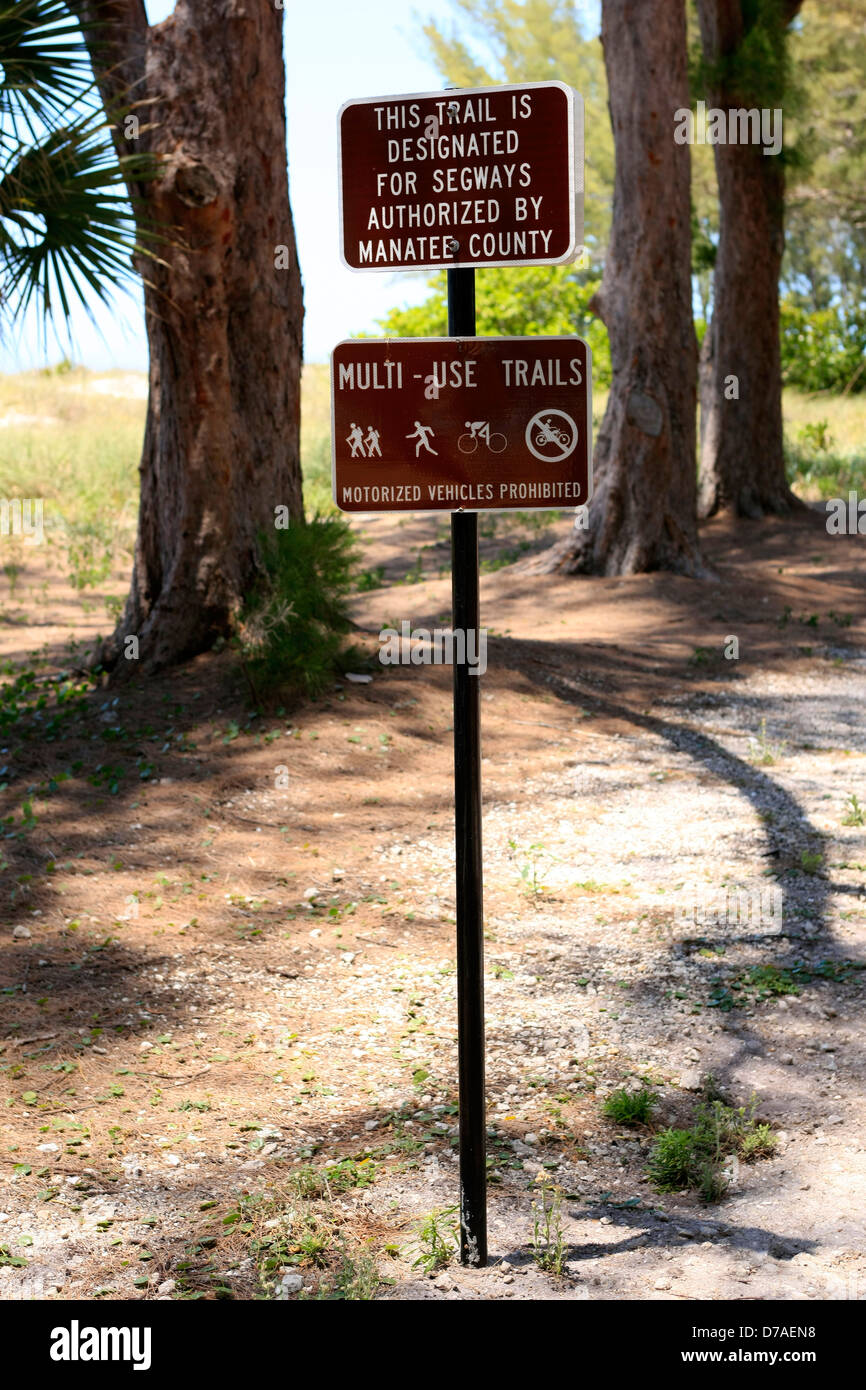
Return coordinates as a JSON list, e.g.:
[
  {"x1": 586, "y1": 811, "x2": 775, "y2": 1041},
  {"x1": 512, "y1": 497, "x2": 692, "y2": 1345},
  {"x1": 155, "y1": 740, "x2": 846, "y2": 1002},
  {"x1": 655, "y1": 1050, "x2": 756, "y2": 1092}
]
[
  {"x1": 331, "y1": 336, "x2": 592, "y2": 514},
  {"x1": 338, "y1": 82, "x2": 583, "y2": 273}
]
